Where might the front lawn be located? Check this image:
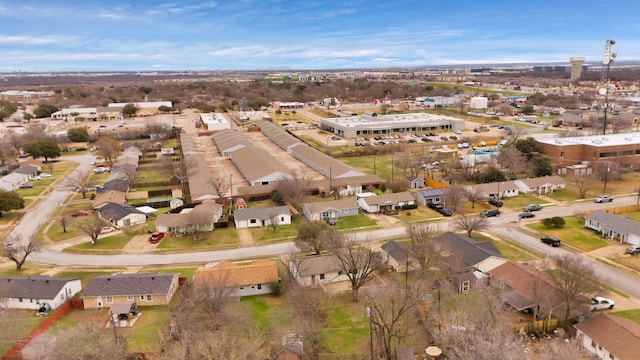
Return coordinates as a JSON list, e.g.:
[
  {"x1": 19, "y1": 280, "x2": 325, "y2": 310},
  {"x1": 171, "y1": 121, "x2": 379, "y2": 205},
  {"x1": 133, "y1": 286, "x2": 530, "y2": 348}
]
[
  {"x1": 0, "y1": 310, "x2": 48, "y2": 355},
  {"x1": 471, "y1": 232, "x2": 538, "y2": 261},
  {"x1": 335, "y1": 213, "x2": 379, "y2": 229},
  {"x1": 156, "y1": 227, "x2": 239, "y2": 251},
  {"x1": 527, "y1": 217, "x2": 608, "y2": 251},
  {"x1": 499, "y1": 193, "x2": 548, "y2": 209},
  {"x1": 251, "y1": 221, "x2": 301, "y2": 244},
  {"x1": 612, "y1": 309, "x2": 640, "y2": 326},
  {"x1": 63, "y1": 233, "x2": 133, "y2": 254}
]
